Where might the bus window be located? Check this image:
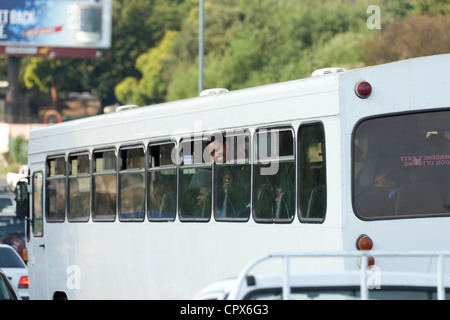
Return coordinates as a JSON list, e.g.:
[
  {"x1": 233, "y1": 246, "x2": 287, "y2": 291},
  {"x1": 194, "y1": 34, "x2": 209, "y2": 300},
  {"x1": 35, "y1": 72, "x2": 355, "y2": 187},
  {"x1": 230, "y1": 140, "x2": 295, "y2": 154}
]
[
  {"x1": 46, "y1": 156, "x2": 66, "y2": 222},
  {"x1": 179, "y1": 138, "x2": 211, "y2": 221},
  {"x1": 68, "y1": 153, "x2": 90, "y2": 222},
  {"x1": 119, "y1": 146, "x2": 145, "y2": 222},
  {"x1": 212, "y1": 130, "x2": 251, "y2": 221},
  {"x1": 353, "y1": 111, "x2": 450, "y2": 219},
  {"x1": 32, "y1": 172, "x2": 43, "y2": 237},
  {"x1": 148, "y1": 142, "x2": 177, "y2": 221},
  {"x1": 254, "y1": 128, "x2": 295, "y2": 223},
  {"x1": 299, "y1": 123, "x2": 327, "y2": 222},
  {"x1": 93, "y1": 149, "x2": 117, "y2": 221}
]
